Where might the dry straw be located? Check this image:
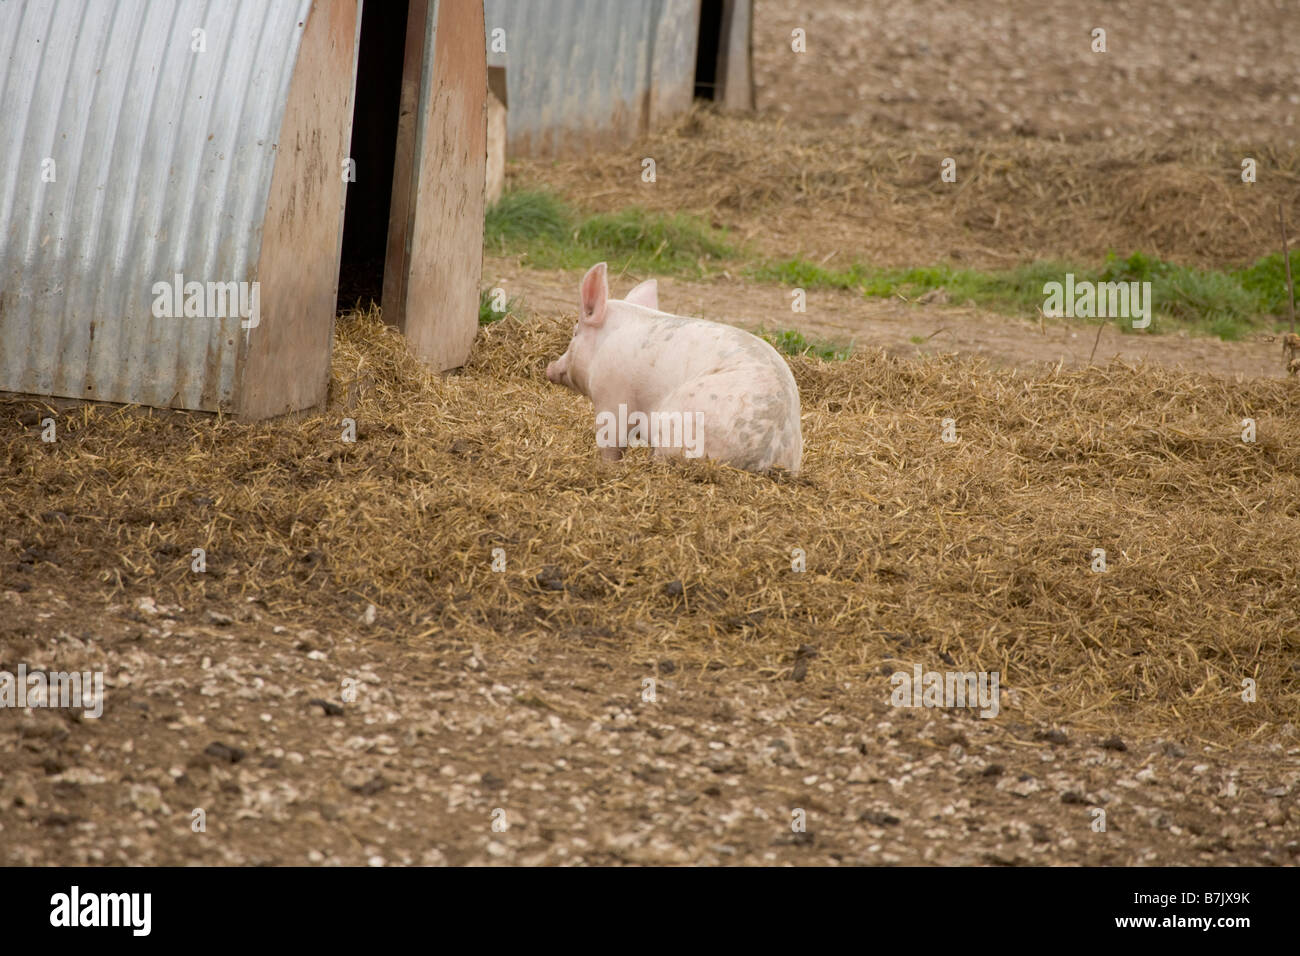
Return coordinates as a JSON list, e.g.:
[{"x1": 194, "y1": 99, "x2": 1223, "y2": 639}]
[
  {"x1": 515, "y1": 106, "x2": 1300, "y2": 269},
  {"x1": 2, "y1": 305, "x2": 1298, "y2": 748}
]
